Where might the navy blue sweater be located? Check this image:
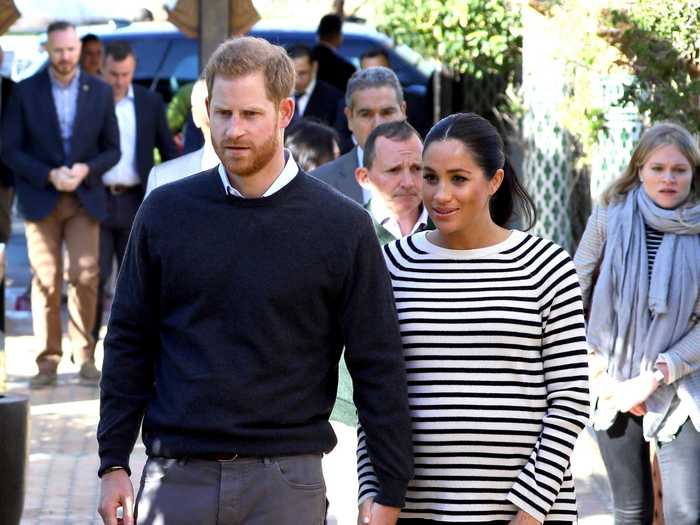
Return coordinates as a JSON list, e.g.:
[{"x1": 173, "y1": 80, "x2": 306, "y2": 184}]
[{"x1": 97, "y1": 168, "x2": 413, "y2": 506}]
